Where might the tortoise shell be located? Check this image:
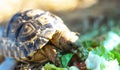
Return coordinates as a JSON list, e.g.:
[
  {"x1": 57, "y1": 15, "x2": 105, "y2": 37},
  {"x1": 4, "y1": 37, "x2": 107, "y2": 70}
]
[{"x1": 4, "y1": 9, "x2": 71, "y2": 60}]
